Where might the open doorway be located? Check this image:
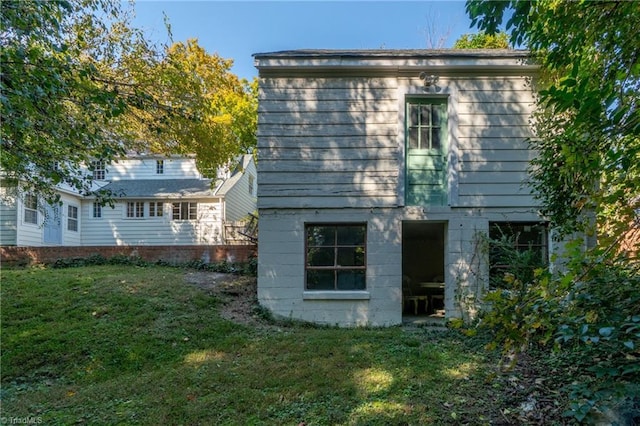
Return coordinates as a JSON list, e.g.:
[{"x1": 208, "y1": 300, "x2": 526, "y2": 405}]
[{"x1": 402, "y1": 222, "x2": 446, "y2": 320}]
